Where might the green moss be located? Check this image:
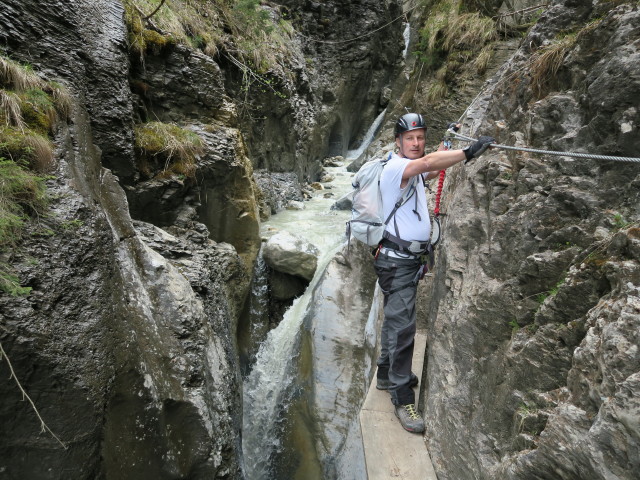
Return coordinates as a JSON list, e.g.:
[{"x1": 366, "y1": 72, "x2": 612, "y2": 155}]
[{"x1": 19, "y1": 89, "x2": 57, "y2": 134}]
